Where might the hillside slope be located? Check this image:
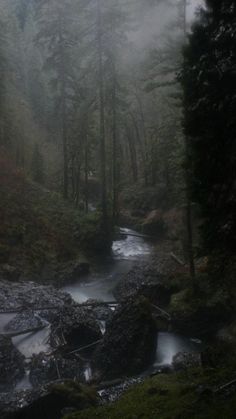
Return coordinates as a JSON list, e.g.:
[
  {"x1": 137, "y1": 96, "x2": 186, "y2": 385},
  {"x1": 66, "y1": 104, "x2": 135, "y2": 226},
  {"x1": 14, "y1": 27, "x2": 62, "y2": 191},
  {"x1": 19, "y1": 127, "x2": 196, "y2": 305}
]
[{"x1": 0, "y1": 148, "x2": 107, "y2": 283}]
